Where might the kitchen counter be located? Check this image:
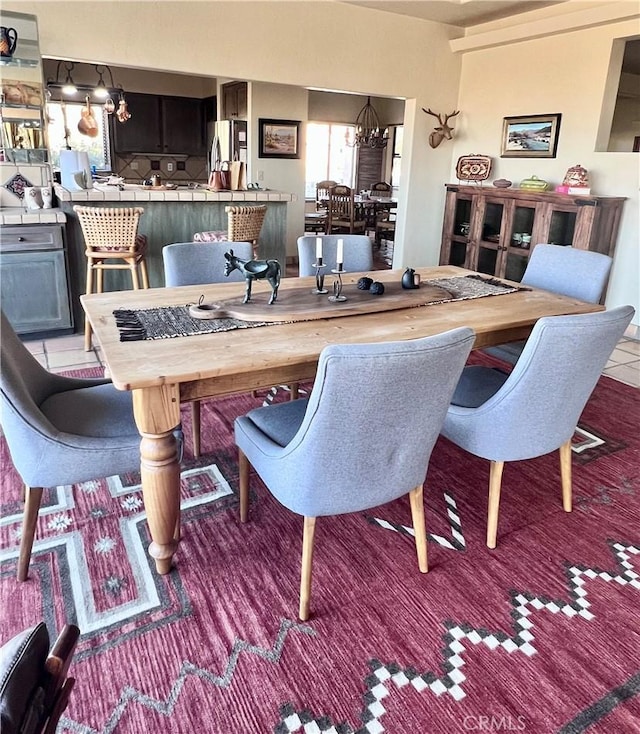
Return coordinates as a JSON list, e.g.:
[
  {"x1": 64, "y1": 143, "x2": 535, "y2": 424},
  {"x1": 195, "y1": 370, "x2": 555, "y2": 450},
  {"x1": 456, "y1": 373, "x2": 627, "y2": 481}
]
[
  {"x1": 54, "y1": 183, "x2": 295, "y2": 204},
  {"x1": 0, "y1": 207, "x2": 67, "y2": 225},
  {"x1": 54, "y1": 185, "x2": 294, "y2": 333}
]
